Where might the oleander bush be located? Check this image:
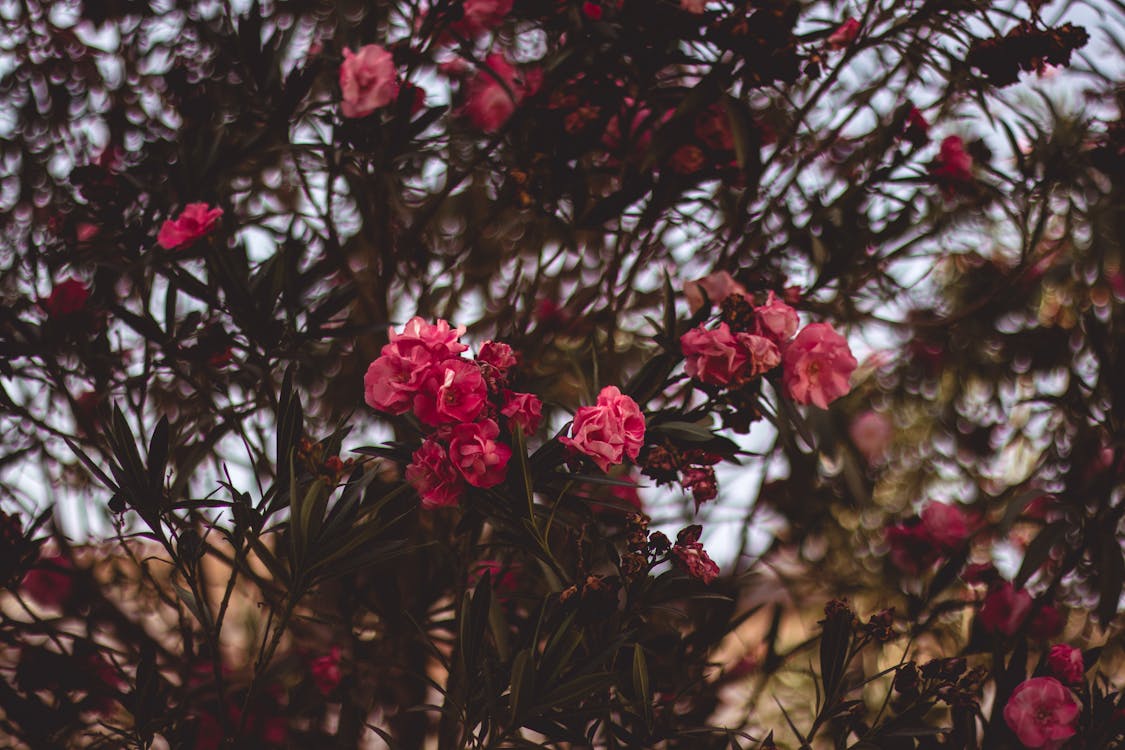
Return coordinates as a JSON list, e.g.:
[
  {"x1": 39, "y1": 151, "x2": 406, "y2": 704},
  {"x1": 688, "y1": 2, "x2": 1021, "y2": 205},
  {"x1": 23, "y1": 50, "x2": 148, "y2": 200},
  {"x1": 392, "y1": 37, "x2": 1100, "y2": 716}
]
[{"x1": 0, "y1": 0, "x2": 1124, "y2": 747}]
